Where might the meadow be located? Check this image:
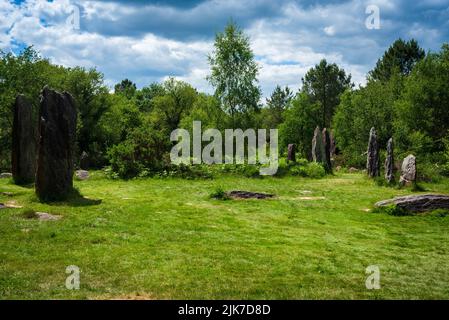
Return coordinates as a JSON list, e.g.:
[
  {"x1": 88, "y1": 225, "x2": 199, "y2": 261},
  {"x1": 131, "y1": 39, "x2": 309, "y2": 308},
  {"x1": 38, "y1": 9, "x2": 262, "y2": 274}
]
[{"x1": 1, "y1": 172, "x2": 449, "y2": 299}]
